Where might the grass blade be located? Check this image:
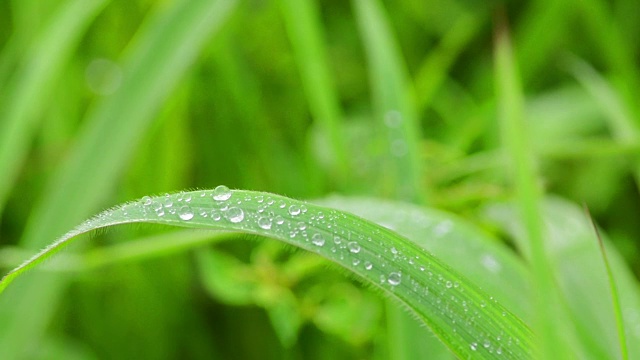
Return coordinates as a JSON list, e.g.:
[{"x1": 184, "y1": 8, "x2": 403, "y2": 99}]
[
  {"x1": 1, "y1": 188, "x2": 534, "y2": 359},
  {"x1": 0, "y1": 0, "x2": 107, "y2": 214},
  {"x1": 585, "y1": 206, "x2": 629, "y2": 360},
  {"x1": 493, "y1": 11, "x2": 571, "y2": 359},
  {"x1": 0, "y1": 1, "x2": 238, "y2": 357},
  {"x1": 352, "y1": 0, "x2": 425, "y2": 202}
]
